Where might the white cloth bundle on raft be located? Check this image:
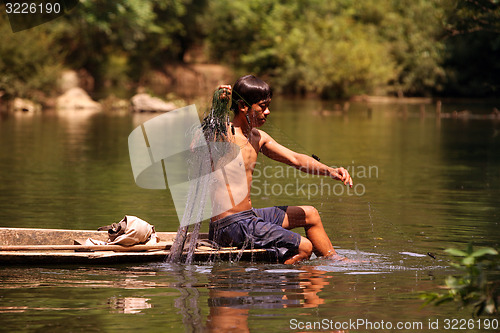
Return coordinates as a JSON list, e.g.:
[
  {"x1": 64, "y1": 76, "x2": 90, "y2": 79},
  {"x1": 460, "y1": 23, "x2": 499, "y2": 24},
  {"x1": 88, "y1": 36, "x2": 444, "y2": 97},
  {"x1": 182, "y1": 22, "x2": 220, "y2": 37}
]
[{"x1": 87, "y1": 215, "x2": 159, "y2": 246}]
